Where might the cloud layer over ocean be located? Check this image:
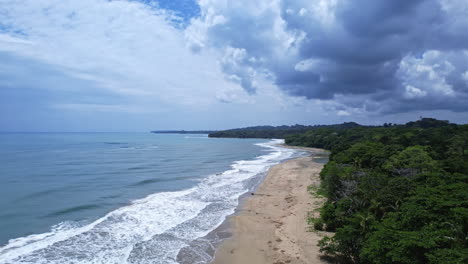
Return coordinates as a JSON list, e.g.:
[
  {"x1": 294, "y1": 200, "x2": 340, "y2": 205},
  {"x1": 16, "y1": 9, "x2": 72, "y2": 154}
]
[{"x1": 1, "y1": 0, "x2": 467, "y2": 131}]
